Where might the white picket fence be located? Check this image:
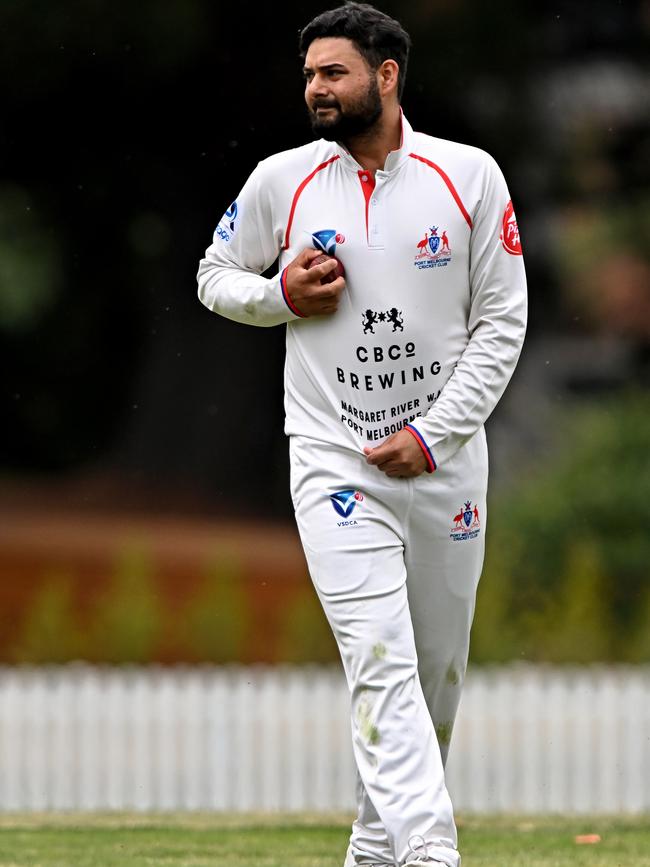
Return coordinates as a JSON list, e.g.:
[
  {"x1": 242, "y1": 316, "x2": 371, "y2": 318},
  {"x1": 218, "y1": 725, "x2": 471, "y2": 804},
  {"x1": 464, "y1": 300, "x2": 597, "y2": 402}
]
[{"x1": 0, "y1": 664, "x2": 648, "y2": 813}]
